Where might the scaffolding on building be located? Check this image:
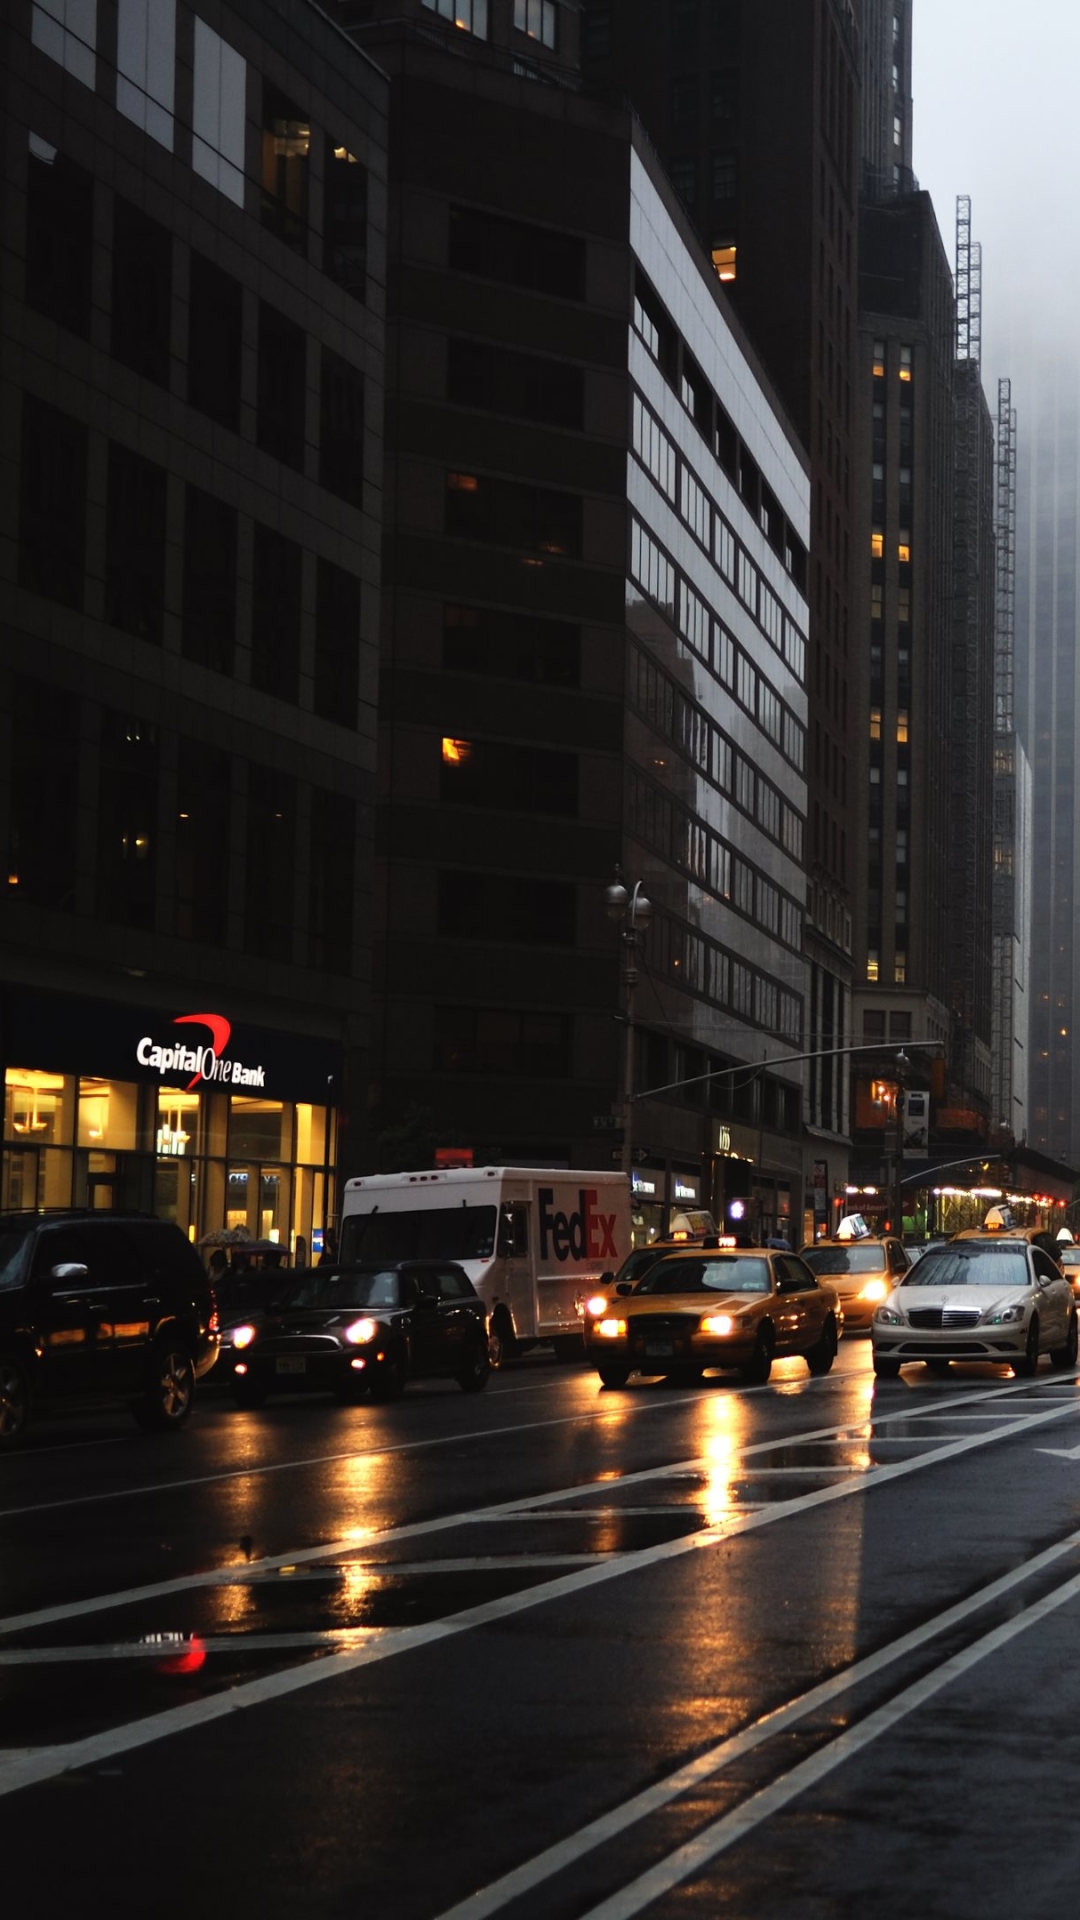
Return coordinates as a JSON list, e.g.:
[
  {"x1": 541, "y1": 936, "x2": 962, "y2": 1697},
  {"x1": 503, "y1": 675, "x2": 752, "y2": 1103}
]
[{"x1": 991, "y1": 377, "x2": 1021, "y2": 1140}]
